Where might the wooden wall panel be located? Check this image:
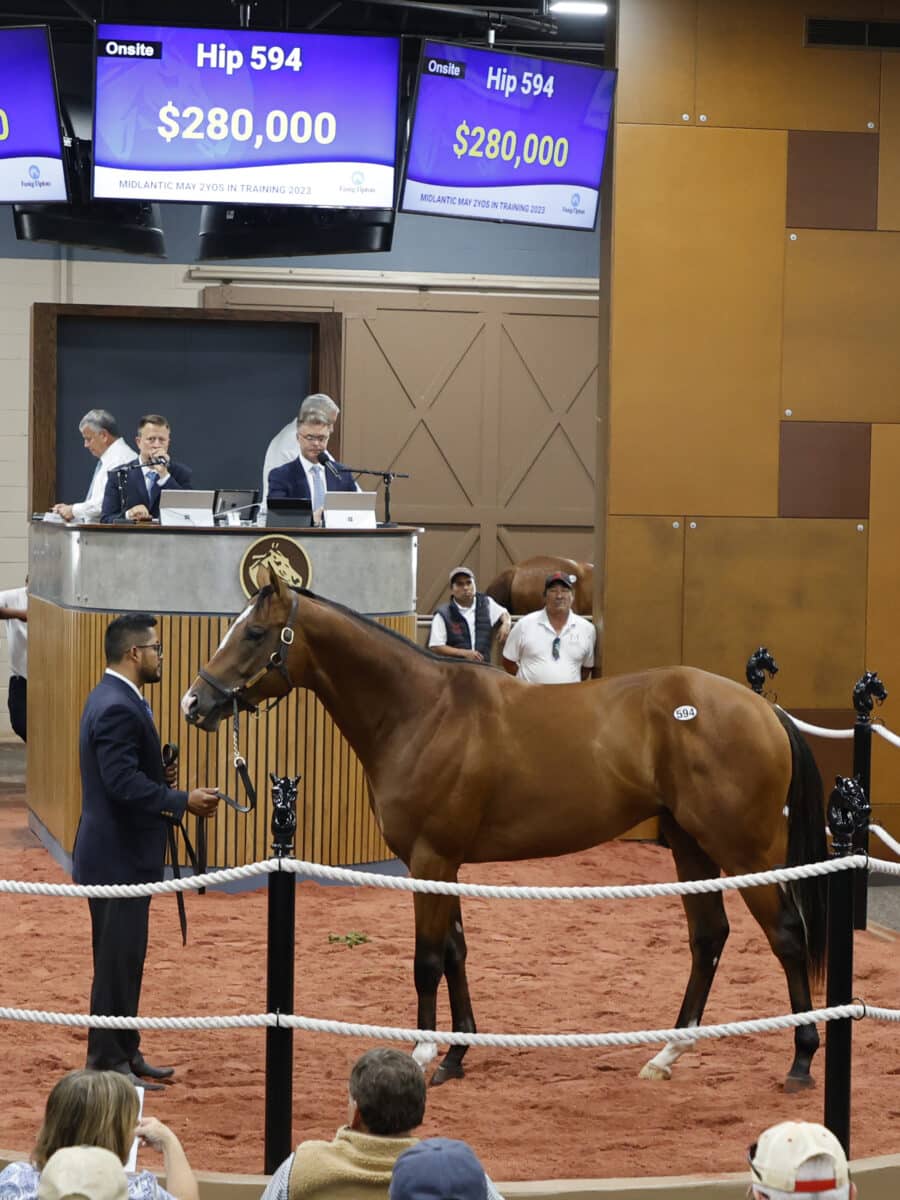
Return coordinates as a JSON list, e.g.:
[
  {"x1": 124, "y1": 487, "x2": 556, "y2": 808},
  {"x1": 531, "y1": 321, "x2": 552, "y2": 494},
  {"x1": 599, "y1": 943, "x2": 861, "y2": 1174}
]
[
  {"x1": 878, "y1": 52, "x2": 900, "y2": 231},
  {"x1": 866, "y1": 424, "x2": 900, "y2": 825},
  {"x1": 617, "y1": 0, "x2": 697, "y2": 126},
  {"x1": 610, "y1": 124, "x2": 785, "y2": 516},
  {"x1": 682, "y1": 518, "x2": 867, "y2": 708},
  {"x1": 782, "y1": 230, "x2": 900, "y2": 421},
  {"x1": 694, "y1": 0, "x2": 881, "y2": 131},
  {"x1": 603, "y1": 516, "x2": 684, "y2": 675},
  {"x1": 28, "y1": 605, "x2": 406, "y2": 868}
]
